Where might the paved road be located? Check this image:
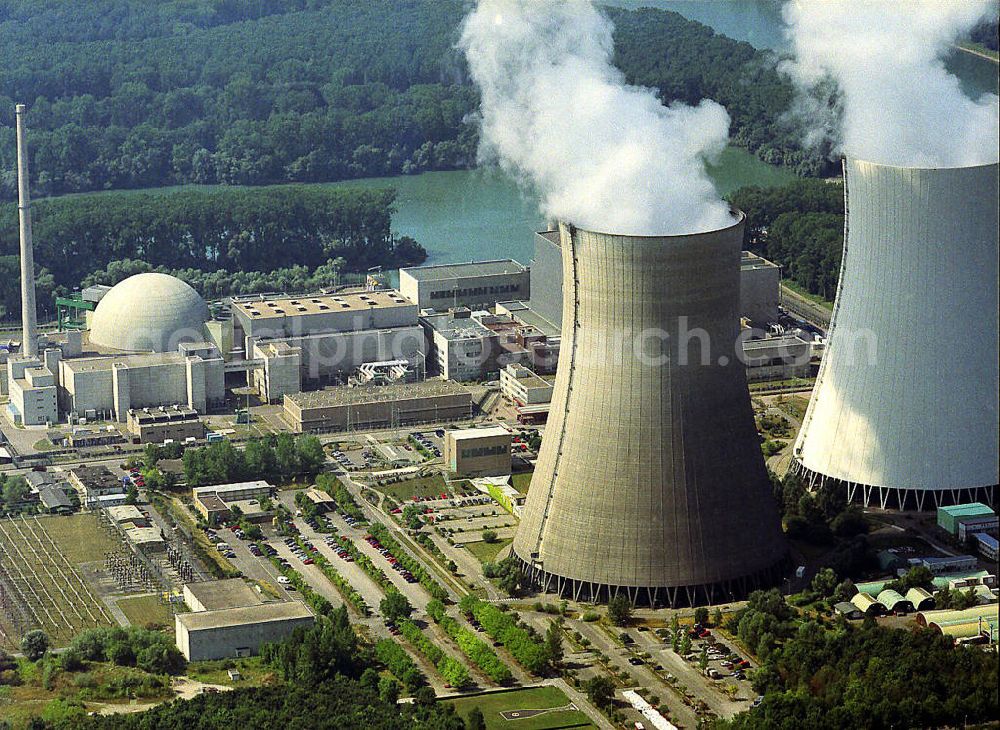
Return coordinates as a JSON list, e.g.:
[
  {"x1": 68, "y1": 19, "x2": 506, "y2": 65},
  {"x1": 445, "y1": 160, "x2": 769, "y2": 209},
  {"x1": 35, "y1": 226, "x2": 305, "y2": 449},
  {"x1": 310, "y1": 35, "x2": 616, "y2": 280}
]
[
  {"x1": 628, "y1": 627, "x2": 751, "y2": 720},
  {"x1": 780, "y1": 284, "x2": 832, "y2": 328},
  {"x1": 570, "y1": 619, "x2": 699, "y2": 729}
]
